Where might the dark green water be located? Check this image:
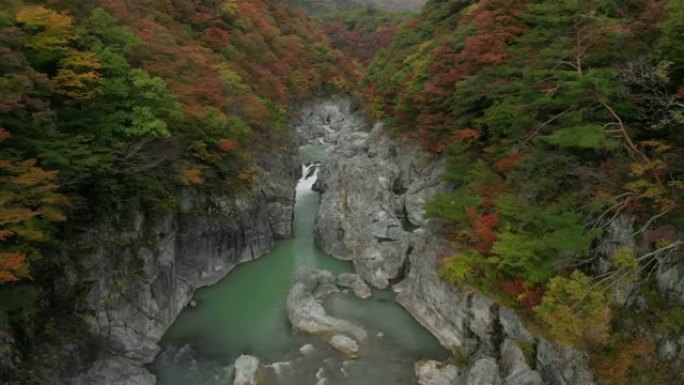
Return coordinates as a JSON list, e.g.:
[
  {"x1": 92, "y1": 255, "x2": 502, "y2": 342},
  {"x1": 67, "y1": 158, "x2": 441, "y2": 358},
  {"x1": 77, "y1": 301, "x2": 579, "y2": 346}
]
[{"x1": 151, "y1": 149, "x2": 446, "y2": 385}]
